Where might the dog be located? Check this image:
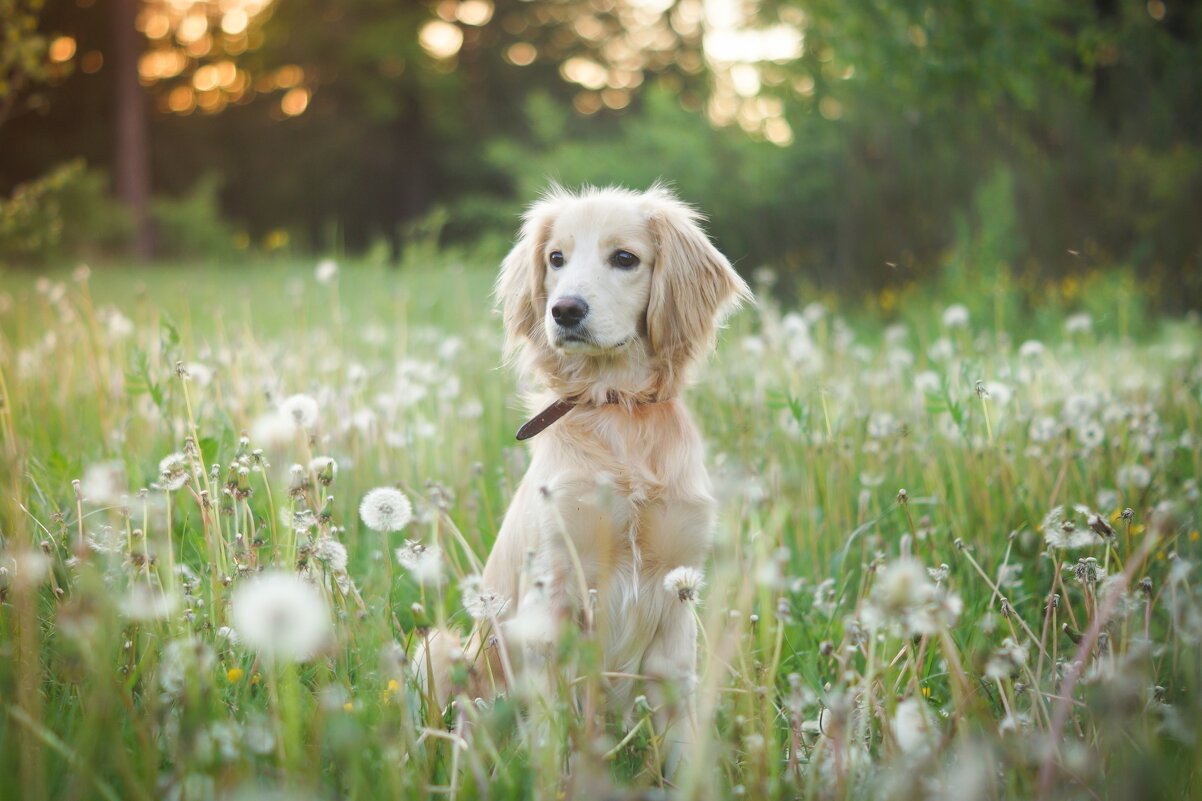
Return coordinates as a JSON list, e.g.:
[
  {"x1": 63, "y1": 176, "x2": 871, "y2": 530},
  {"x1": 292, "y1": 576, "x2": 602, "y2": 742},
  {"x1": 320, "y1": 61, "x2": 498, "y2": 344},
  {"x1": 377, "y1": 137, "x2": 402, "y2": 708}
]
[{"x1": 418, "y1": 183, "x2": 751, "y2": 768}]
